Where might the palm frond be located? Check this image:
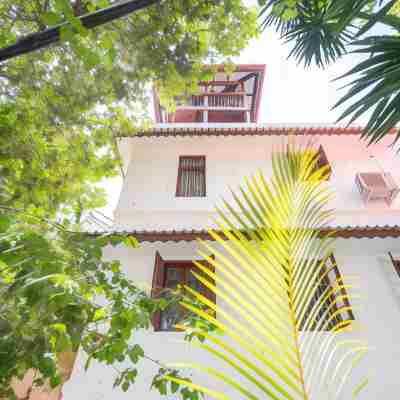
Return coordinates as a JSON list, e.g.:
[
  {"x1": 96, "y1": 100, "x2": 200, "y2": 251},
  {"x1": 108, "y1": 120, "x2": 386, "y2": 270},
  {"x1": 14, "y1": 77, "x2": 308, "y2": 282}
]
[
  {"x1": 334, "y1": 35, "x2": 400, "y2": 144},
  {"x1": 165, "y1": 144, "x2": 367, "y2": 399},
  {"x1": 260, "y1": 0, "x2": 371, "y2": 68}
]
